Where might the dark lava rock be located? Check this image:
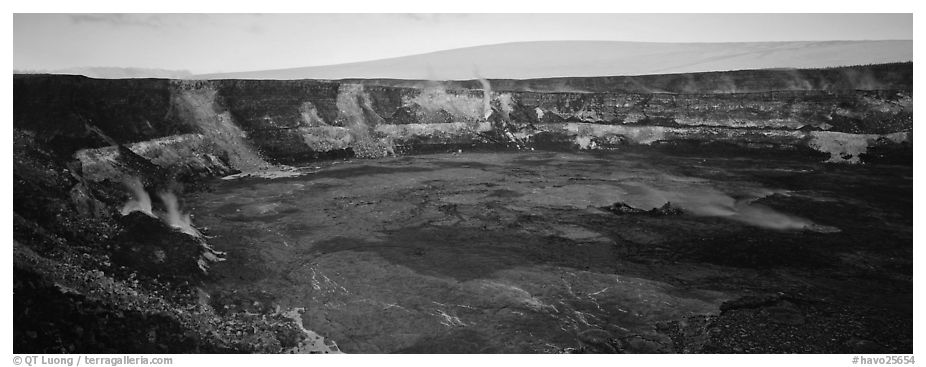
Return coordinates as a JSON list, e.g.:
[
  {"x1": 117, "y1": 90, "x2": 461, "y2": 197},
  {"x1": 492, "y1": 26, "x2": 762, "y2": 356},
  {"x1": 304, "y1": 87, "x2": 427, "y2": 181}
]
[
  {"x1": 602, "y1": 201, "x2": 684, "y2": 216},
  {"x1": 719, "y1": 294, "x2": 783, "y2": 312},
  {"x1": 650, "y1": 202, "x2": 685, "y2": 216},
  {"x1": 760, "y1": 301, "x2": 806, "y2": 326},
  {"x1": 211, "y1": 289, "x2": 279, "y2": 316},
  {"x1": 705, "y1": 293, "x2": 911, "y2": 353},
  {"x1": 110, "y1": 212, "x2": 214, "y2": 283},
  {"x1": 655, "y1": 316, "x2": 714, "y2": 353},
  {"x1": 603, "y1": 202, "x2": 646, "y2": 215},
  {"x1": 577, "y1": 328, "x2": 622, "y2": 353},
  {"x1": 844, "y1": 338, "x2": 889, "y2": 354},
  {"x1": 13, "y1": 266, "x2": 220, "y2": 354},
  {"x1": 622, "y1": 334, "x2": 674, "y2": 353}
]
